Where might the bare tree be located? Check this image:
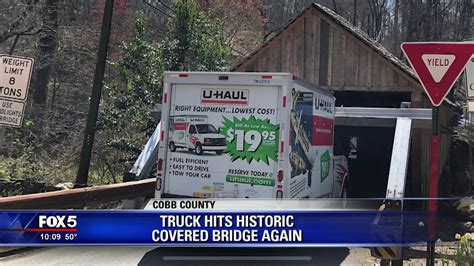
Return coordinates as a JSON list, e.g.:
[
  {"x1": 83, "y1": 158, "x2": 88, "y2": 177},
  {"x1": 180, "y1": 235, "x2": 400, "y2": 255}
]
[
  {"x1": 33, "y1": 0, "x2": 59, "y2": 106},
  {"x1": 0, "y1": 0, "x2": 41, "y2": 45}
]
